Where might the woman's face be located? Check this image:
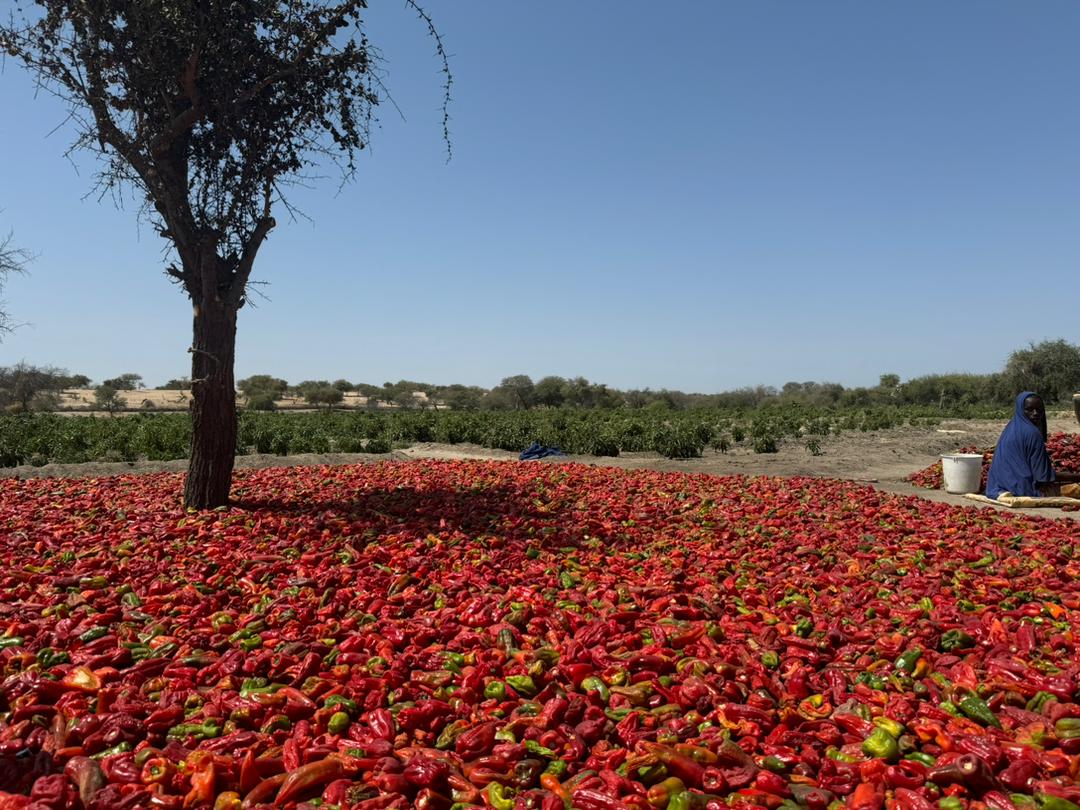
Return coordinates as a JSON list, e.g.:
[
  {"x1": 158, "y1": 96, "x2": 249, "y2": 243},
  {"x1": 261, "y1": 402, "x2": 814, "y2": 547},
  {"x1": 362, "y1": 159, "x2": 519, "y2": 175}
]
[{"x1": 1023, "y1": 395, "x2": 1045, "y2": 424}]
